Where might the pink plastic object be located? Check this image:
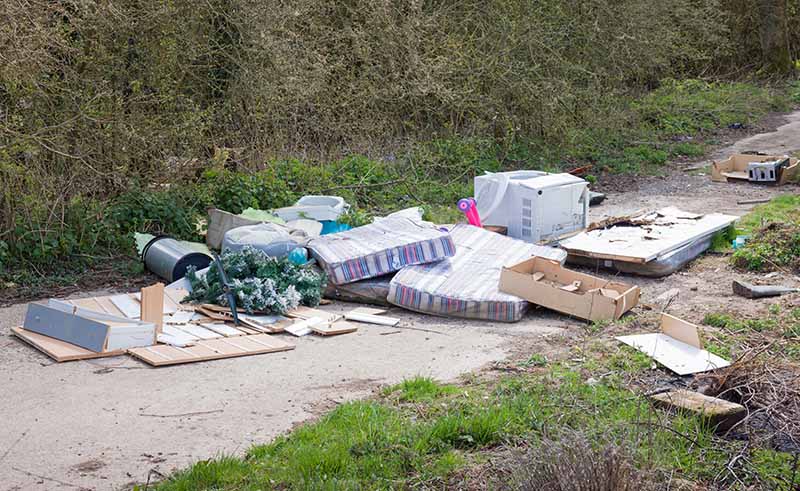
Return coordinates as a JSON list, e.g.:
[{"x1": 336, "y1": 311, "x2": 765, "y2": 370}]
[{"x1": 457, "y1": 198, "x2": 483, "y2": 227}]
